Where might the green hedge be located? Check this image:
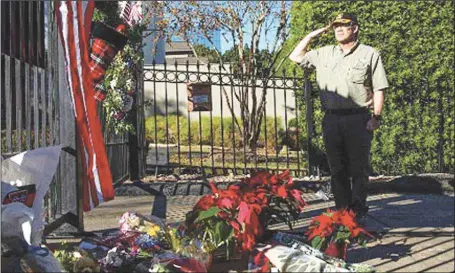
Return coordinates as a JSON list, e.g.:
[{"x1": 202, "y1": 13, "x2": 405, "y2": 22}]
[
  {"x1": 145, "y1": 115, "x2": 284, "y2": 150},
  {"x1": 282, "y1": 1, "x2": 454, "y2": 175}
]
